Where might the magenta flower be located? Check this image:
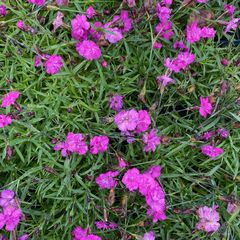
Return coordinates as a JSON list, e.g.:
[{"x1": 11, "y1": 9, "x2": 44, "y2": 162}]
[
  {"x1": 120, "y1": 10, "x2": 132, "y2": 33},
  {"x1": 196, "y1": 0, "x2": 207, "y2": 3},
  {"x1": 16, "y1": 20, "x2": 26, "y2": 30},
  {"x1": 105, "y1": 27, "x2": 123, "y2": 44},
  {"x1": 142, "y1": 129, "x2": 161, "y2": 152},
  {"x1": 90, "y1": 135, "x2": 109, "y2": 154},
  {"x1": 18, "y1": 234, "x2": 29, "y2": 240},
  {"x1": 96, "y1": 171, "x2": 119, "y2": 189},
  {"x1": 186, "y1": 22, "x2": 202, "y2": 44},
  {"x1": 72, "y1": 226, "x2": 87, "y2": 239},
  {"x1": 143, "y1": 231, "x2": 155, "y2": 240},
  {"x1": 95, "y1": 221, "x2": 117, "y2": 230},
  {"x1": 86, "y1": 6, "x2": 95, "y2": 19},
  {"x1": 76, "y1": 40, "x2": 101, "y2": 61},
  {"x1": 217, "y1": 128, "x2": 229, "y2": 138},
  {"x1": 163, "y1": 0, "x2": 172, "y2": 5},
  {"x1": 34, "y1": 55, "x2": 42, "y2": 67},
  {"x1": 71, "y1": 14, "x2": 90, "y2": 41},
  {"x1": 201, "y1": 145, "x2": 224, "y2": 159},
  {"x1": 224, "y1": 4, "x2": 235, "y2": 16},
  {"x1": 156, "y1": 75, "x2": 176, "y2": 87},
  {"x1": 126, "y1": 0, "x2": 136, "y2": 8},
  {"x1": 227, "y1": 202, "x2": 238, "y2": 214},
  {"x1": 122, "y1": 168, "x2": 140, "y2": 191},
  {"x1": 53, "y1": 11, "x2": 64, "y2": 32},
  {"x1": 55, "y1": 0, "x2": 69, "y2": 6},
  {"x1": 1, "y1": 91, "x2": 20, "y2": 108},
  {"x1": 155, "y1": 21, "x2": 173, "y2": 40},
  {"x1": 116, "y1": 154, "x2": 127, "y2": 168},
  {"x1": 0, "y1": 5, "x2": 6, "y2": 16},
  {"x1": 44, "y1": 55, "x2": 63, "y2": 75},
  {"x1": 109, "y1": 95, "x2": 123, "y2": 111},
  {"x1": 114, "y1": 109, "x2": 139, "y2": 132},
  {"x1": 200, "y1": 131, "x2": 214, "y2": 141},
  {"x1": 200, "y1": 27, "x2": 216, "y2": 39},
  {"x1": 54, "y1": 132, "x2": 88, "y2": 157},
  {"x1": 145, "y1": 166, "x2": 161, "y2": 179},
  {"x1": 199, "y1": 97, "x2": 212, "y2": 118},
  {"x1": 135, "y1": 110, "x2": 151, "y2": 133},
  {"x1": 196, "y1": 205, "x2": 220, "y2": 233},
  {"x1": 0, "y1": 114, "x2": 12, "y2": 128},
  {"x1": 224, "y1": 18, "x2": 240, "y2": 33},
  {"x1": 153, "y1": 42, "x2": 162, "y2": 49},
  {"x1": 173, "y1": 41, "x2": 189, "y2": 51},
  {"x1": 27, "y1": 0, "x2": 45, "y2": 6},
  {"x1": 156, "y1": 4, "x2": 171, "y2": 23},
  {"x1": 0, "y1": 190, "x2": 16, "y2": 208}
]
